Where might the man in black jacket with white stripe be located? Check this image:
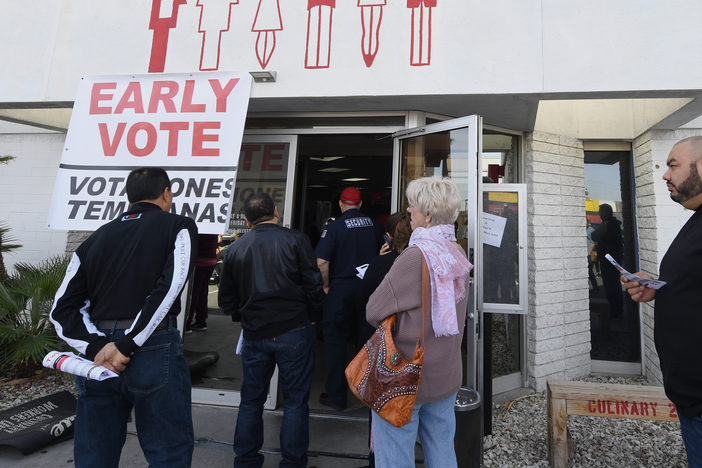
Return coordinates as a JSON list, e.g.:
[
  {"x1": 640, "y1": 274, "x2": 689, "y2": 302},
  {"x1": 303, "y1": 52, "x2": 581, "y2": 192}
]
[{"x1": 50, "y1": 167, "x2": 198, "y2": 468}]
